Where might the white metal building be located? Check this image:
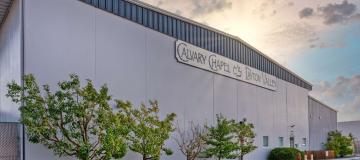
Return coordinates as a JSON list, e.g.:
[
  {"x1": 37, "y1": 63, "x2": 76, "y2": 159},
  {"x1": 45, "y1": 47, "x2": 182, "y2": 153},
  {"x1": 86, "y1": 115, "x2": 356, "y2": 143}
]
[{"x1": 0, "y1": 0, "x2": 337, "y2": 159}]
